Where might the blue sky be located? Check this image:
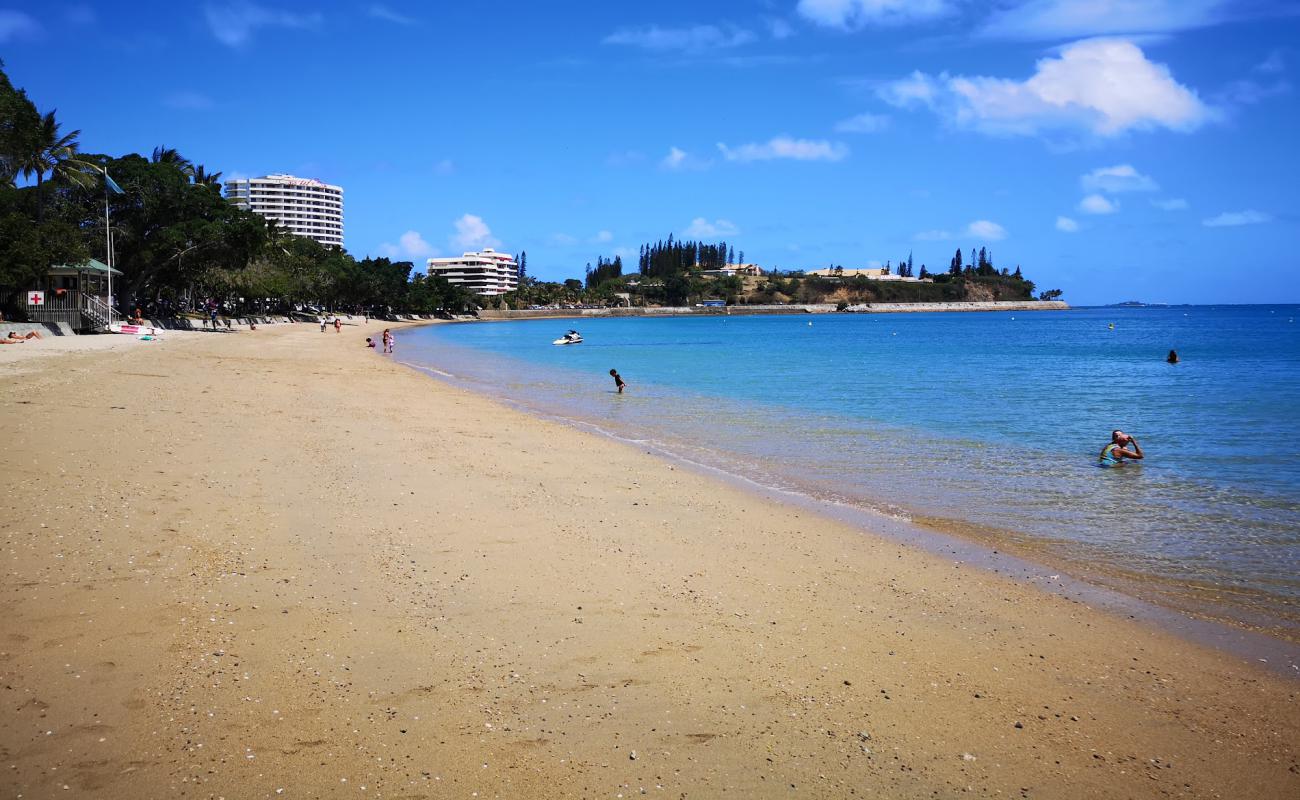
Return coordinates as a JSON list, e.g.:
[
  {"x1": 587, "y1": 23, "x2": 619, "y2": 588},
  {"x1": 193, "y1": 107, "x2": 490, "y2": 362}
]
[{"x1": 2, "y1": 0, "x2": 1297, "y2": 303}]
